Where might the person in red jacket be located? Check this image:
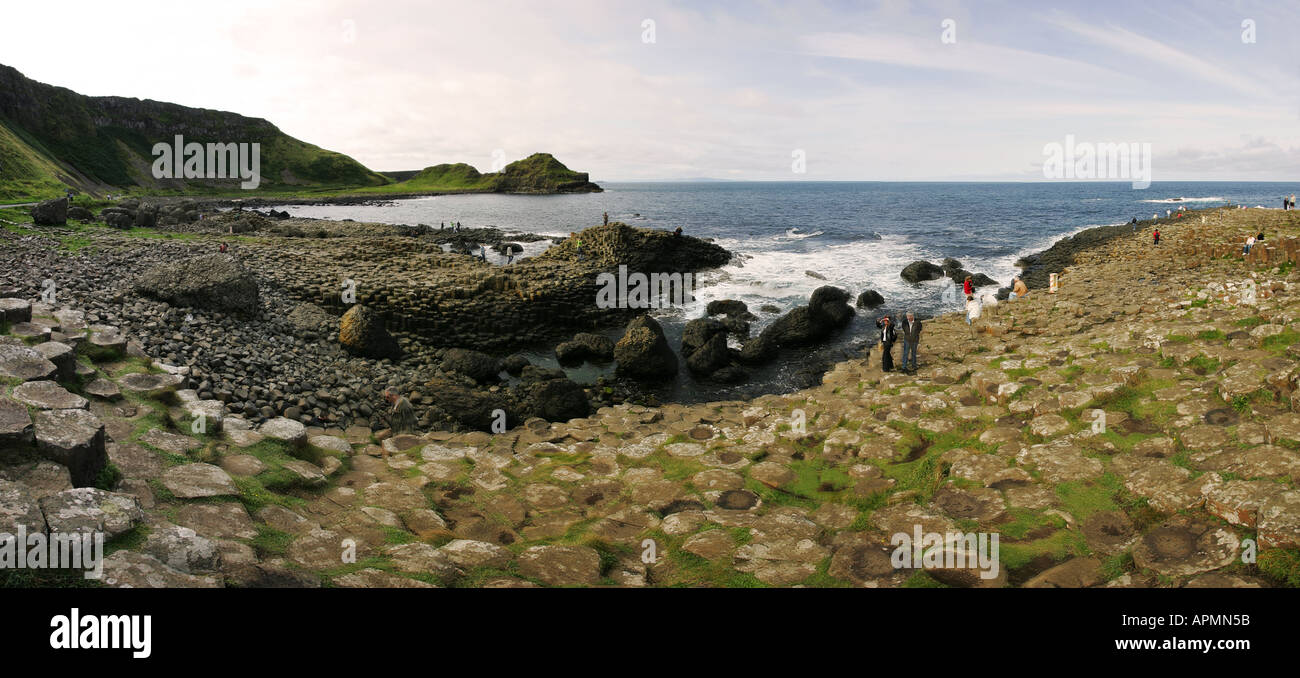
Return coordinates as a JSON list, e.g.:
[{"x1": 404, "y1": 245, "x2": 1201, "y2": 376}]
[
  {"x1": 963, "y1": 276, "x2": 974, "y2": 297},
  {"x1": 1153, "y1": 228, "x2": 1160, "y2": 246}
]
